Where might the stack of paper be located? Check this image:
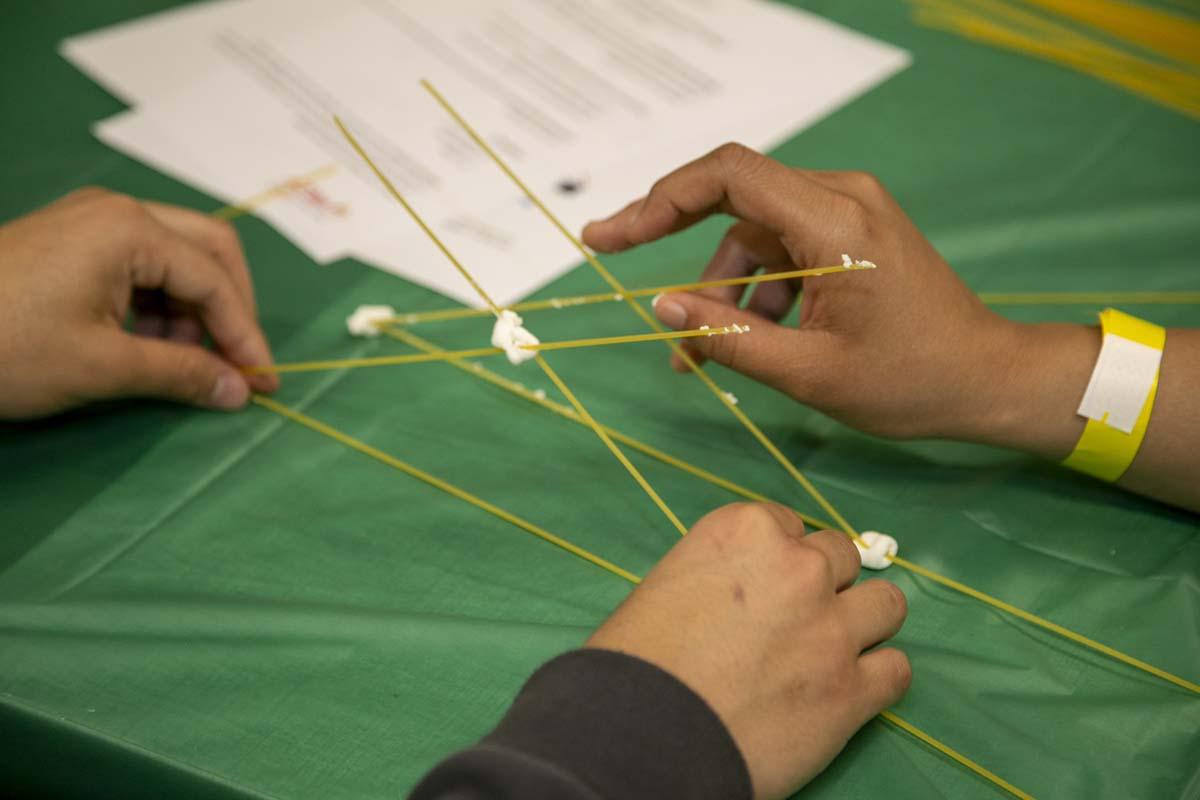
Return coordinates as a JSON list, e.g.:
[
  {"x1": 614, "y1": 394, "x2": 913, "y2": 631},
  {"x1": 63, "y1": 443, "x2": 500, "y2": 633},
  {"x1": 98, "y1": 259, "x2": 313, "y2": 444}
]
[{"x1": 64, "y1": 0, "x2": 910, "y2": 307}]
